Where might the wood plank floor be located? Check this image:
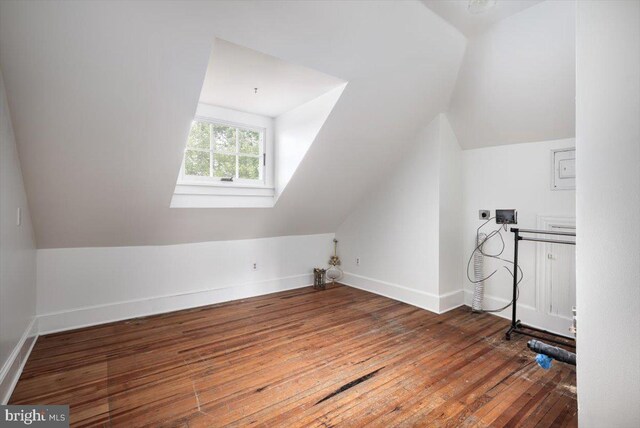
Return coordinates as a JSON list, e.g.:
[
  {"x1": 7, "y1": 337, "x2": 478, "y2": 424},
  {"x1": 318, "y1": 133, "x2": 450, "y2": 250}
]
[{"x1": 10, "y1": 285, "x2": 577, "y2": 427}]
